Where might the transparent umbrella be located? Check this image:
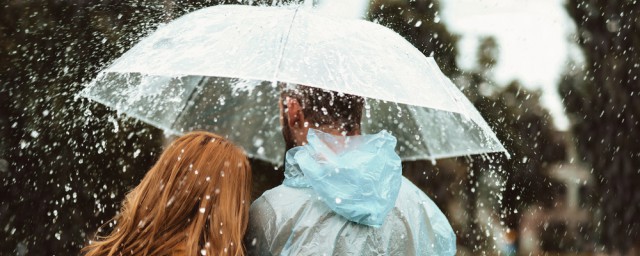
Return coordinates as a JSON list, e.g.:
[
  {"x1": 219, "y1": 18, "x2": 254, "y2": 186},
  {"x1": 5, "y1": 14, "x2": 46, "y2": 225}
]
[{"x1": 79, "y1": 4, "x2": 507, "y2": 165}]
